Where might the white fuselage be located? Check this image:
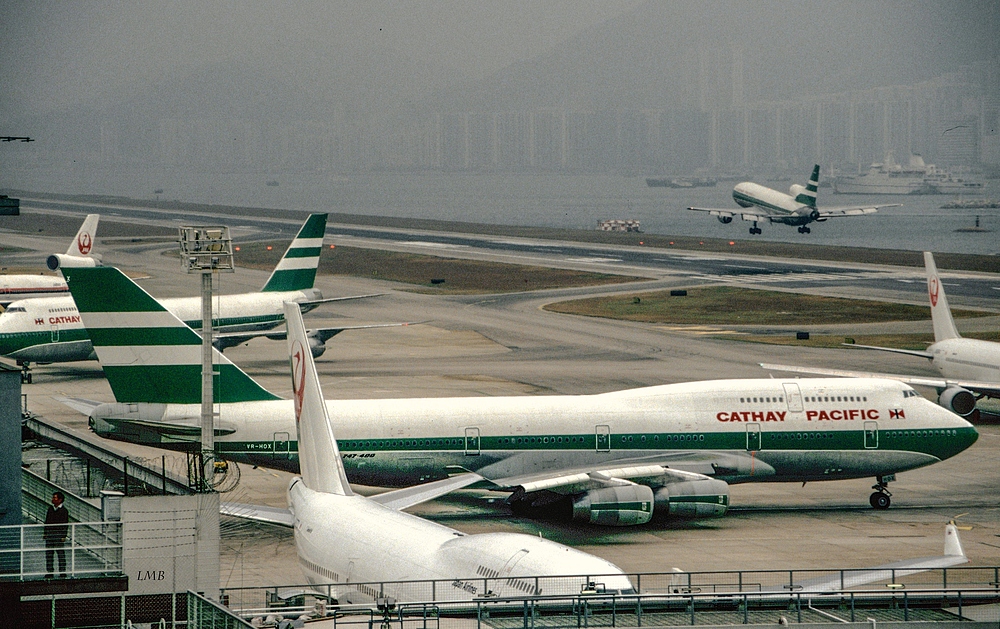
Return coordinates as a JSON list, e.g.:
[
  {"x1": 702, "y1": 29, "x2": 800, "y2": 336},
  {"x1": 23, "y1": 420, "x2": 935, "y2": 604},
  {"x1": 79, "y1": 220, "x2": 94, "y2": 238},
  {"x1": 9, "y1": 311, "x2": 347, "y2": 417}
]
[
  {"x1": 0, "y1": 289, "x2": 319, "y2": 364},
  {"x1": 0, "y1": 274, "x2": 68, "y2": 306},
  {"x1": 732, "y1": 183, "x2": 816, "y2": 225},
  {"x1": 290, "y1": 480, "x2": 632, "y2": 601},
  {"x1": 929, "y1": 337, "x2": 1000, "y2": 383},
  {"x1": 89, "y1": 377, "x2": 978, "y2": 486}
]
